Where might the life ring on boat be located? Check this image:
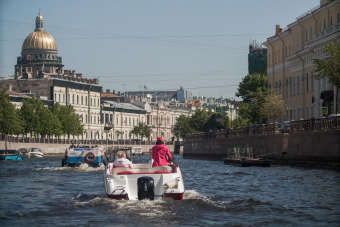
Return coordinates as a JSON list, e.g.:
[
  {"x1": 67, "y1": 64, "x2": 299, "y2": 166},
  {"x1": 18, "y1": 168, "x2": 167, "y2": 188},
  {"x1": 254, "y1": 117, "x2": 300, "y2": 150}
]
[{"x1": 85, "y1": 152, "x2": 96, "y2": 163}]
